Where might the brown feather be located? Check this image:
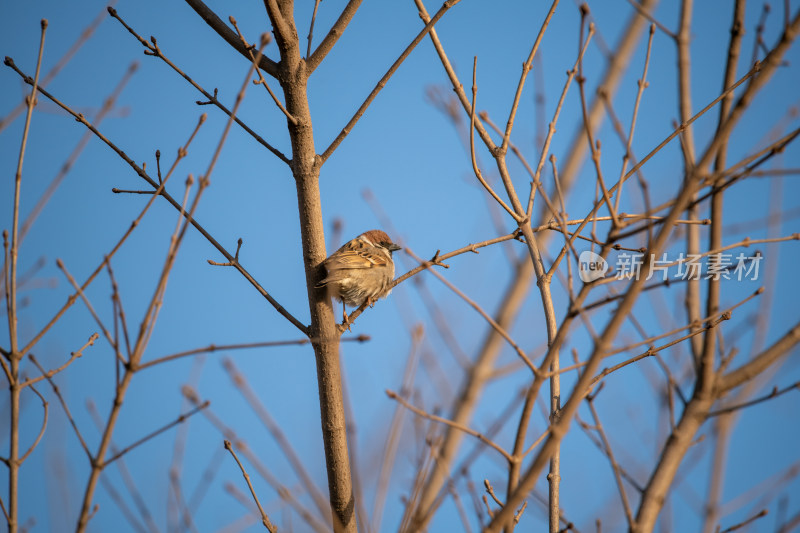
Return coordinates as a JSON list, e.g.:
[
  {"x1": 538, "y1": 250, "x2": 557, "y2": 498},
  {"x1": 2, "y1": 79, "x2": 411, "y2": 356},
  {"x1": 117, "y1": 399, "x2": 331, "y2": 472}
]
[
  {"x1": 315, "y1": 230, "x2": 398, "y2": 308},
  {"x1": 360, "y1": 229, "x2": 392, "y2": 245},
  {"x1": 332, "y1": 250, "x2": 388, "y2": 268}
]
